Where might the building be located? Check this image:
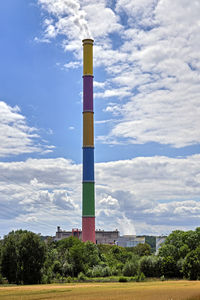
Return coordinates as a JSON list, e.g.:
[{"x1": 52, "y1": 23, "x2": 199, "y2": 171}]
[
  {"x1": 55, "y1": 227, "x2": 119, "y2": 245},
  {"x1": 55, "y1": 227, "x2": 149, "y2": 247},
  {"x1": 116, "y1": 235, "x2": 145, "y2": 247},
  {"x1": 156, "y1": 236, "x2": 166, "y2": 253}
]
